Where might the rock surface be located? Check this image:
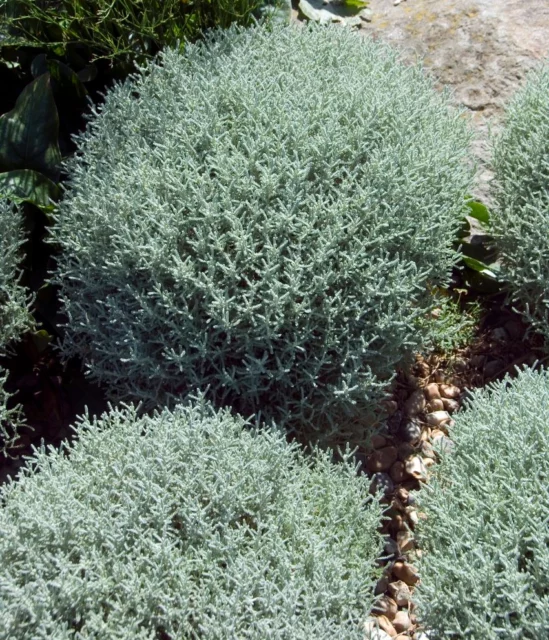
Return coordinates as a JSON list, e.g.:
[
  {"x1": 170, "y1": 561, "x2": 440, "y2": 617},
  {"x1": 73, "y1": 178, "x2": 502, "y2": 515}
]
[{"x1": 359, "y1": 0, "x2": 549, "y2": 203}]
